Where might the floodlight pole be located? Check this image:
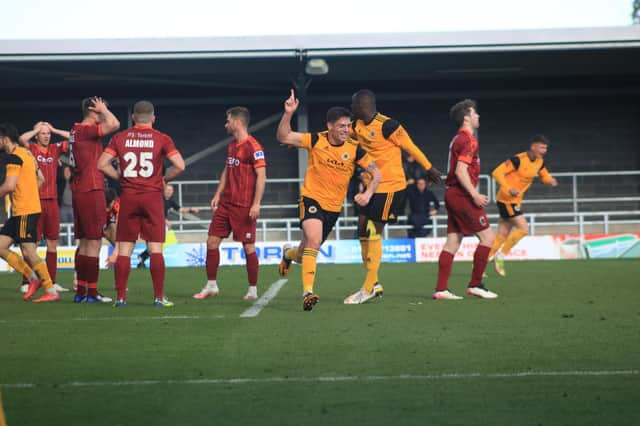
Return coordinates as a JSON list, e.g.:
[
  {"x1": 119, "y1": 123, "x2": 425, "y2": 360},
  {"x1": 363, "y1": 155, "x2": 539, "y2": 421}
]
[{"x1": 292, "y1": 55, "x2": 312, "y2": 186}]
